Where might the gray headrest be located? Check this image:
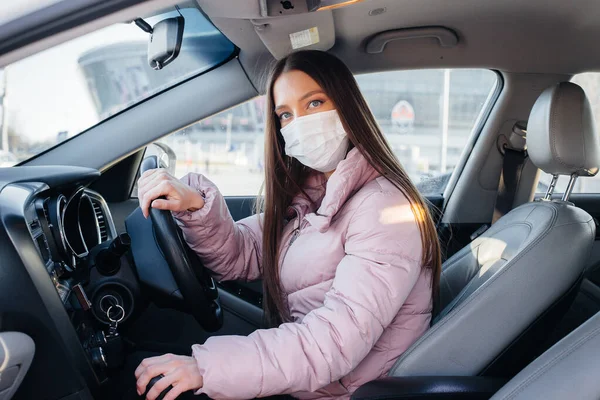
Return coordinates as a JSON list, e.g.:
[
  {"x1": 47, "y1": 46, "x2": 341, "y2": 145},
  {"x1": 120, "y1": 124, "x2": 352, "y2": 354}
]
[{"x1": 528, "y1": 82, "x2": 600, "y2": 176}]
